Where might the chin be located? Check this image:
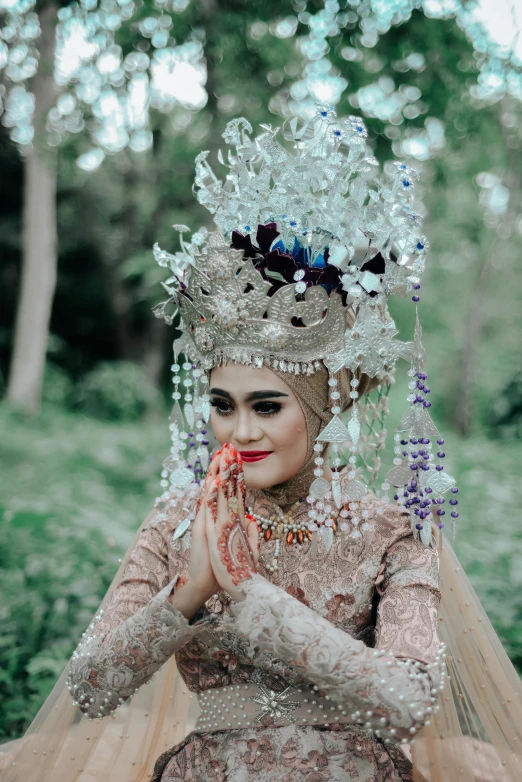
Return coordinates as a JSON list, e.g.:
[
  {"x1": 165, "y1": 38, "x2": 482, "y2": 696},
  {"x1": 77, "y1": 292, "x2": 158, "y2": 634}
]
[{"x1": 241, "y1": 462, "x2": 280, "y2": 490}]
